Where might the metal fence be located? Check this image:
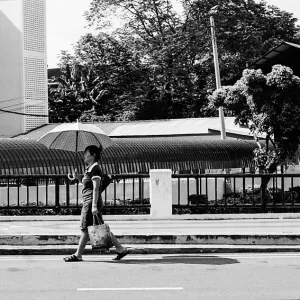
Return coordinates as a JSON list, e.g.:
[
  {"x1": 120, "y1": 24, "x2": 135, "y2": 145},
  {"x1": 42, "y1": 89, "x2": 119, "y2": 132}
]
[
  {"x1": 2, "y1": 173, "x2": 300, "y2": 214},
  {"x1": 0, "y1": 174, "x2": 150, "y2": 213},
  {"x1": 172, "y1": 173, "x2": 300, "y2": 213}
]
